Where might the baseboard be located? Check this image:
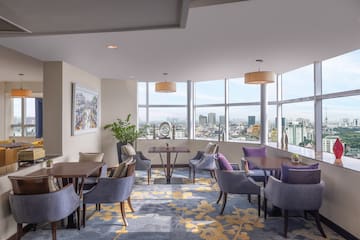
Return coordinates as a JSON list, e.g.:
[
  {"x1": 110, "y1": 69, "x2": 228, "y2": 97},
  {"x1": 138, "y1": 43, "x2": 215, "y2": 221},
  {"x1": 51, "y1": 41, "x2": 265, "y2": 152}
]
[{"x1": 320, "y1": 215, "x2": 359, "y2": 240}]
